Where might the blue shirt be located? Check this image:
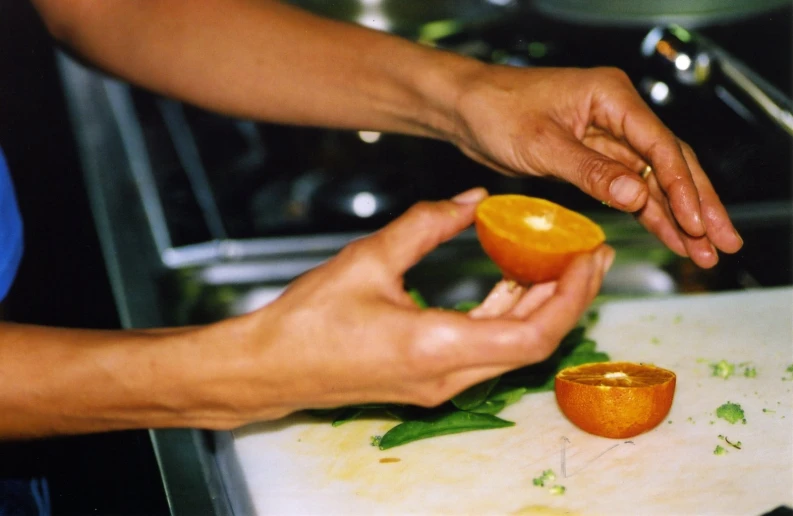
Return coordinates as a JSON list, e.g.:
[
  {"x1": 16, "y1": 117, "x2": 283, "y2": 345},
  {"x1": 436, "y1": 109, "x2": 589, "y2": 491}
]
[{"x1": 0, "y1": 146, "x2": 23, "y2": 302}]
